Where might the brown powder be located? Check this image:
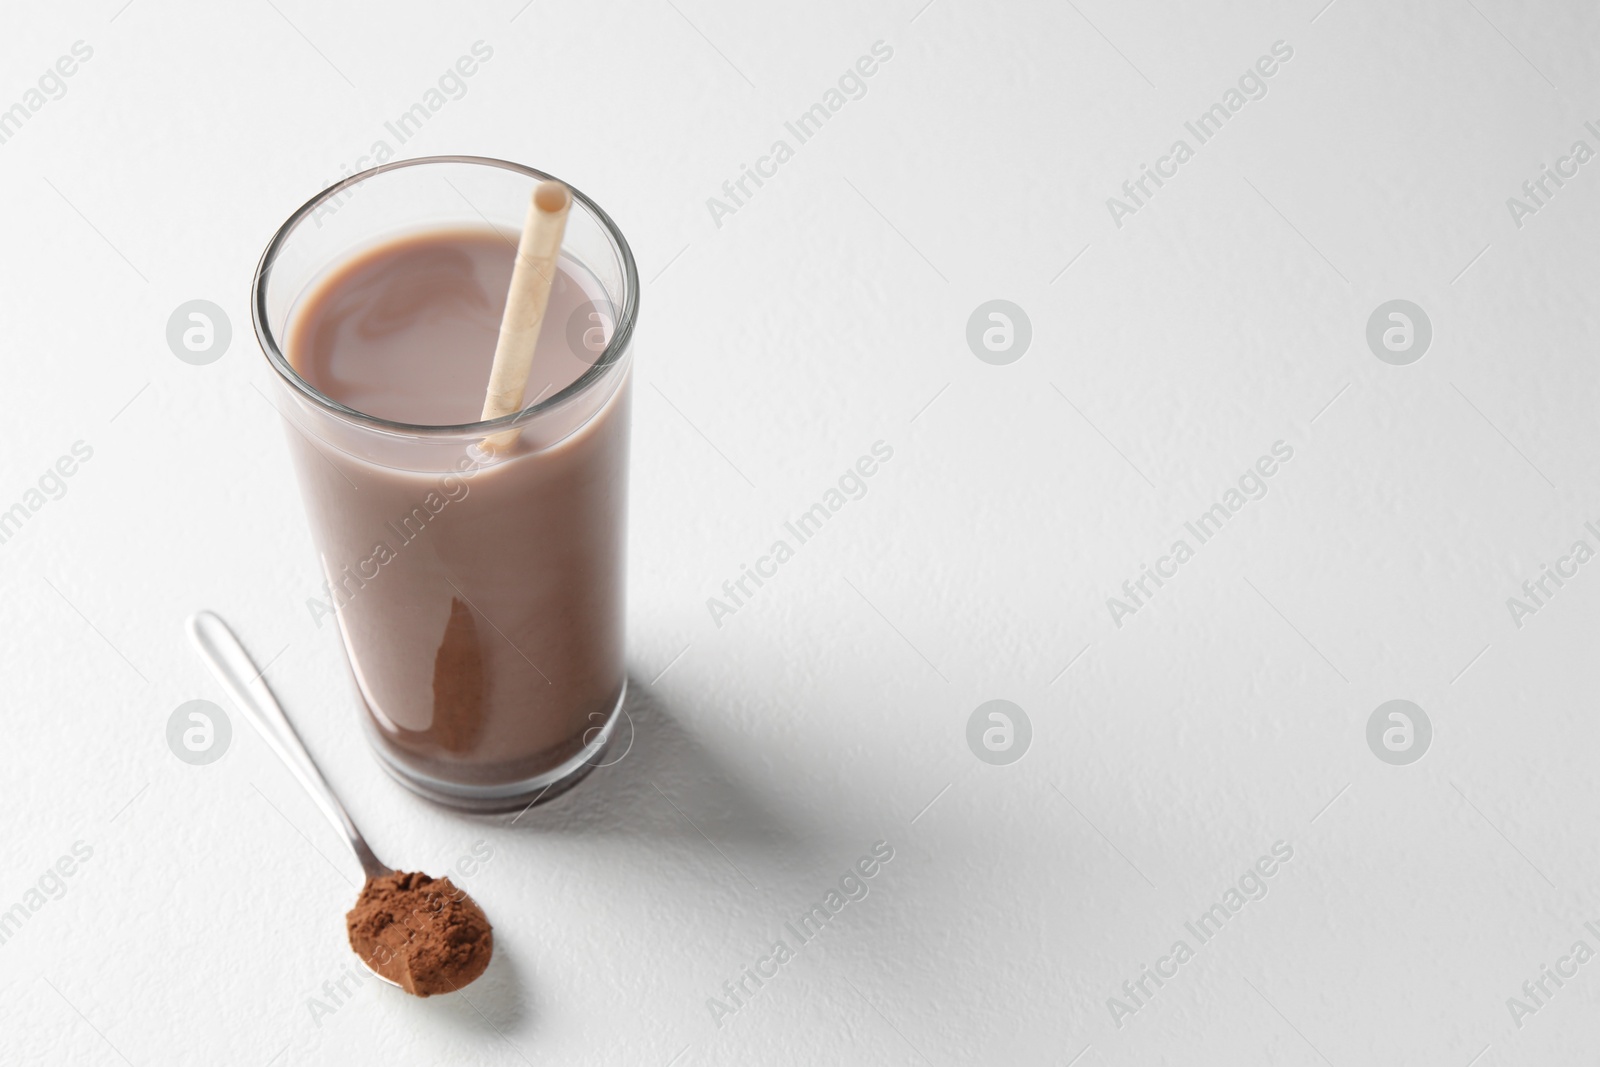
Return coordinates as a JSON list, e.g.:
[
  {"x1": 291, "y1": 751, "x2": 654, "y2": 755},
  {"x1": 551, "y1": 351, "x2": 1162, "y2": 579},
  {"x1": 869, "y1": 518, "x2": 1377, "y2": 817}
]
[{"x1": 346, "y1": 871, "x2": 493, "y2": 996}]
